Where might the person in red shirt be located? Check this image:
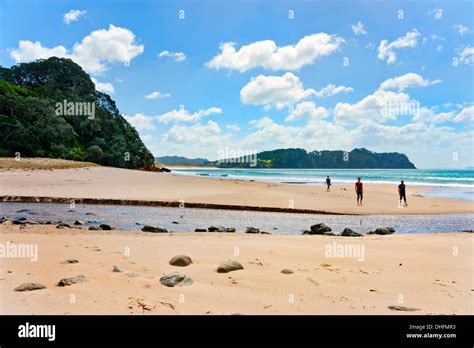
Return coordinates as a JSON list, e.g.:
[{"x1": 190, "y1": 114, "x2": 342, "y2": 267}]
[{"x1": 355, "y1": 177, "x2": 363, "y2": 206}]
